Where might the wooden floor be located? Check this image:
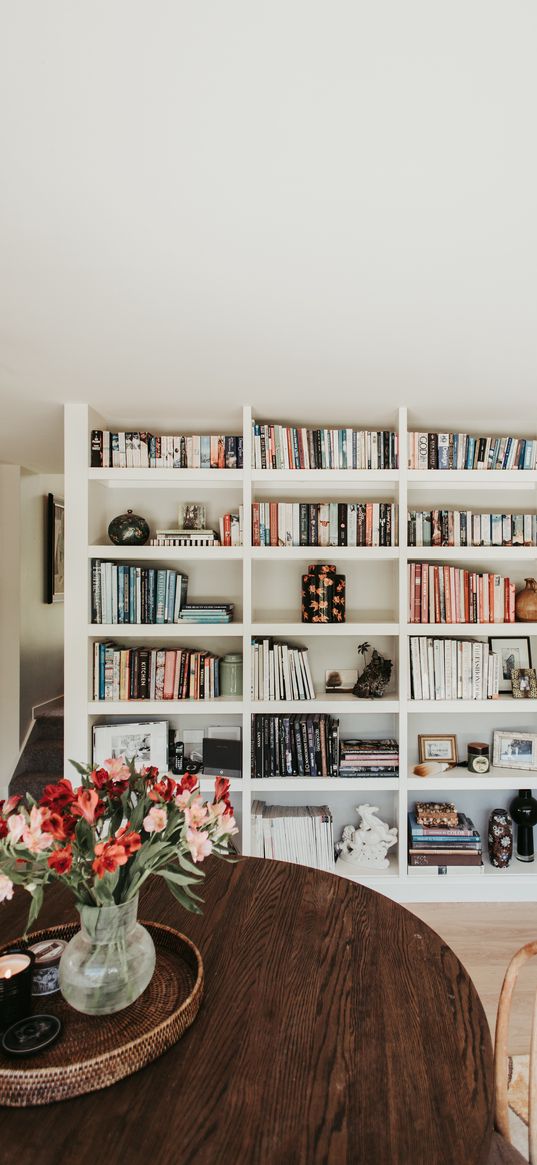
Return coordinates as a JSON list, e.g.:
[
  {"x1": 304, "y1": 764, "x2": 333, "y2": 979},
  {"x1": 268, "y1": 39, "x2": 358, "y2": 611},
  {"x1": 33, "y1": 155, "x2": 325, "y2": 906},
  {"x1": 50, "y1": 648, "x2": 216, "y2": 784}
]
[{"x1": 407, "y1": 902, "x2": 537, "y2": 1055}]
